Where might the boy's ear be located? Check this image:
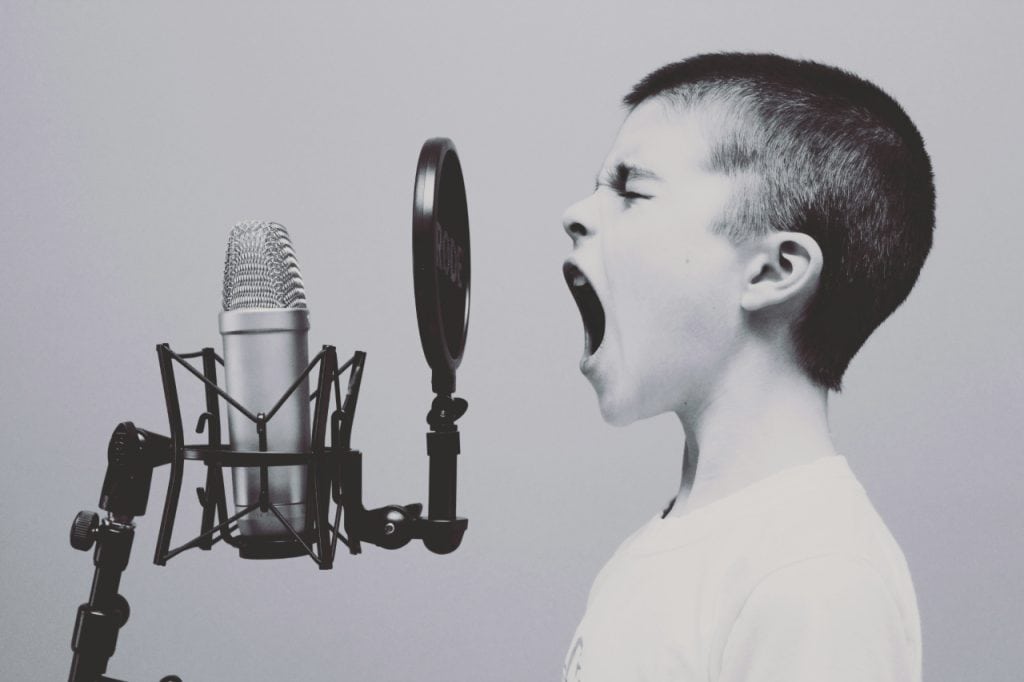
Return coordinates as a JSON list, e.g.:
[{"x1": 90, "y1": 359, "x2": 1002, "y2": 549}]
[{"x1": 740, "y1": 231, "x2": 823, "y2": 313}]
